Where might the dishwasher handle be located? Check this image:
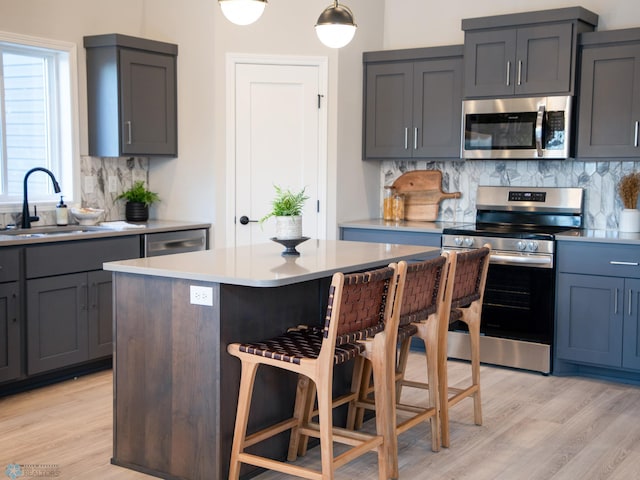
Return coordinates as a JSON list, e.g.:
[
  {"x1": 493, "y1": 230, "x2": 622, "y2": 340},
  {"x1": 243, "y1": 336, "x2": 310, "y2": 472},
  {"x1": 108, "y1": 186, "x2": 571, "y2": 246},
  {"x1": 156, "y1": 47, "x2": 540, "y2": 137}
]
[{"x1": 143, "y1": 229, "x2": 208, "y2": 257}]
